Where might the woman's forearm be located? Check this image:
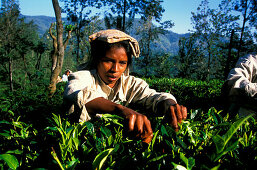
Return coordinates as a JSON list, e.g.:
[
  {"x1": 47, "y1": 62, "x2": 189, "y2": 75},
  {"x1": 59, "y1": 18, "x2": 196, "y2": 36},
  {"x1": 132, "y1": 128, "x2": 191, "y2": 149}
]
[
  {"x1": 85, "y1": 97, "x2": 123, "y2": 115},
  {"x1": 85, "y1": 97, "x2": 153, "y2": 144}
]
